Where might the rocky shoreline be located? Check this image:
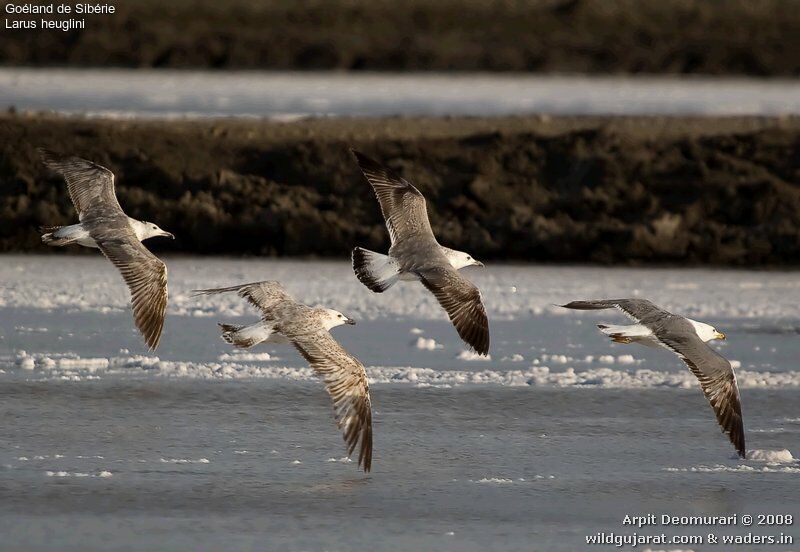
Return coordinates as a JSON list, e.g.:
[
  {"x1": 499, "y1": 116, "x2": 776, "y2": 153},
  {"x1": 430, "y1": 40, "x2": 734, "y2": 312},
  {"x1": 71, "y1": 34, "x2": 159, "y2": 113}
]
[{"x1": 2, "y1": 113, "x2": 799, "y2": 265}]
